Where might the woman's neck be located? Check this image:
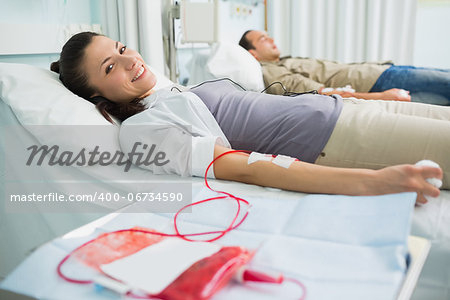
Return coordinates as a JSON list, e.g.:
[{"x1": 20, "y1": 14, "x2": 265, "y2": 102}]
[{"x1": 140, "y1": 89, "x2": 154, "y2": 99}]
